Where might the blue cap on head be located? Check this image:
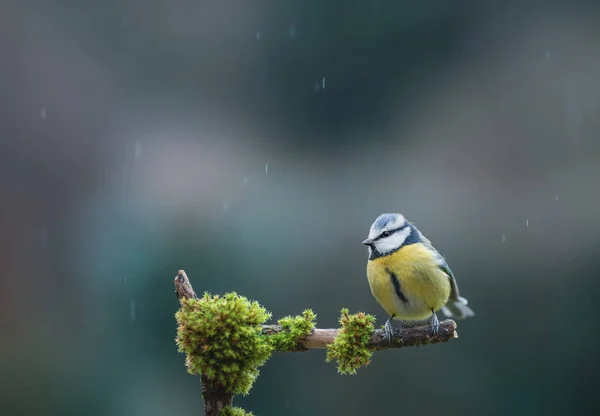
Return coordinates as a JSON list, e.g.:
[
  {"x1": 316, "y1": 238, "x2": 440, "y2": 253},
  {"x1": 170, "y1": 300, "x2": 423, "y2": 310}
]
[{"x1": 374, "y1": 213, "x2": 401, "y2": 229}]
